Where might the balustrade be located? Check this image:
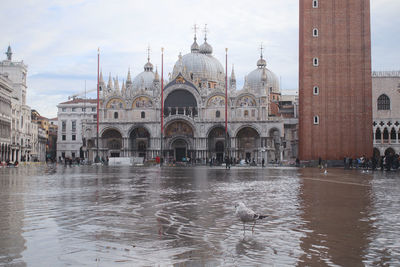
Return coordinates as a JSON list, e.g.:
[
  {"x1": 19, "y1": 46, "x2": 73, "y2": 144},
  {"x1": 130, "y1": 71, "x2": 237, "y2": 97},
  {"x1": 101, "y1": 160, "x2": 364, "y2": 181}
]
[{"x1": 164, "y1": 106, "x2": 198, "y2": 118}]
